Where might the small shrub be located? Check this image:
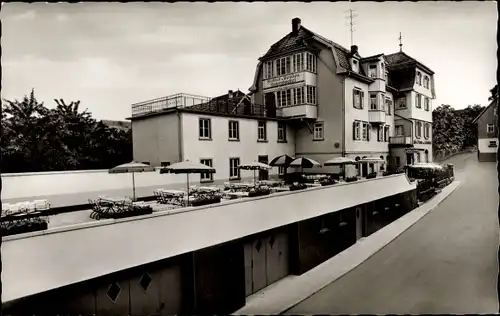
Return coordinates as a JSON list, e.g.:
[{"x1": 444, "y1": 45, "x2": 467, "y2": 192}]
[
  {"x1": 345, "y1": 176, "x2": 358, "y2": 182},
  {"x1": 366, "y1": 172, "x2": 377, "y2": 179}
]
